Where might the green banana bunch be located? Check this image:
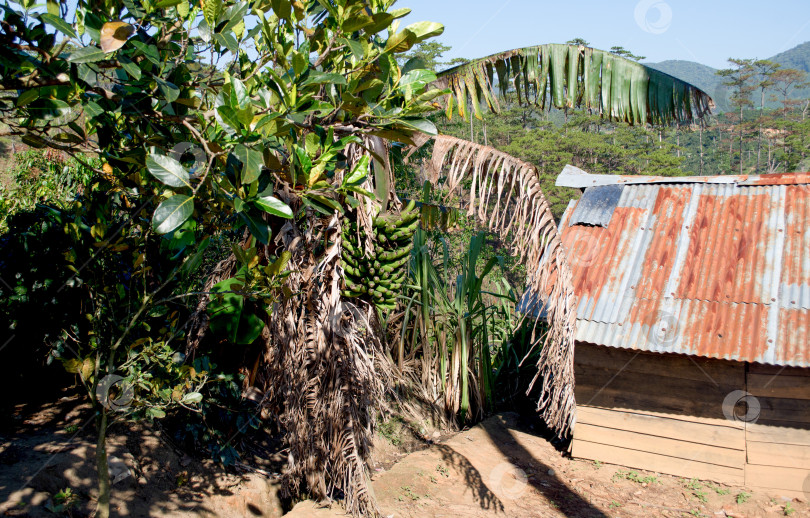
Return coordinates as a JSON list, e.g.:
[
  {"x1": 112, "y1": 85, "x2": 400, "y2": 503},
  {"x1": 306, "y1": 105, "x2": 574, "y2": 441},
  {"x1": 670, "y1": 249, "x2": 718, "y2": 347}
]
[{"x1": 340, "y1": 199, "x2": 419, "y2": 311}]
